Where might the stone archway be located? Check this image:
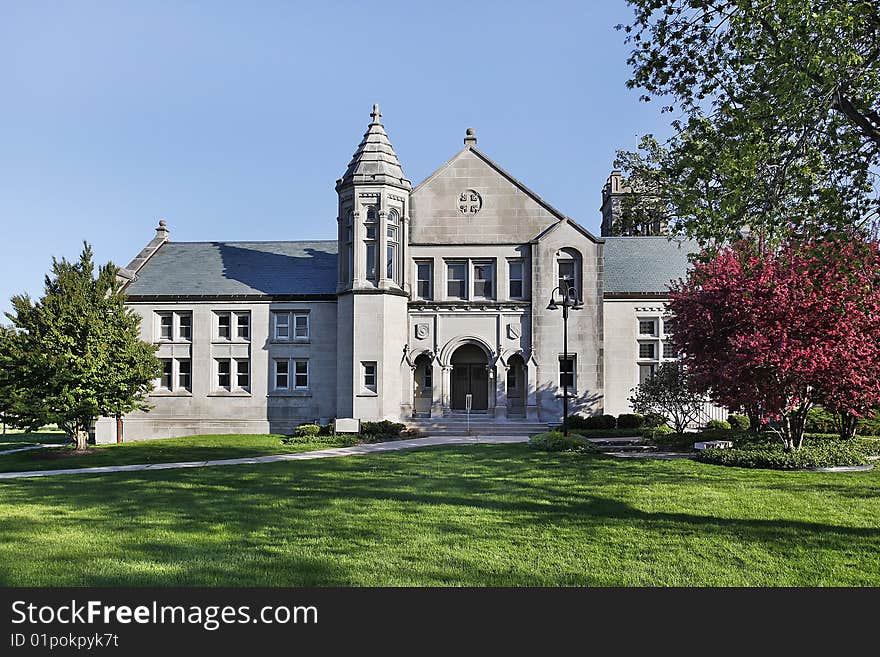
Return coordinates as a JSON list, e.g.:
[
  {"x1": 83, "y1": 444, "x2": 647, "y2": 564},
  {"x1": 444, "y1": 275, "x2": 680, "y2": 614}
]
[{"x1": 450, "y1": 344, "x2": 489, "y2": 411}]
